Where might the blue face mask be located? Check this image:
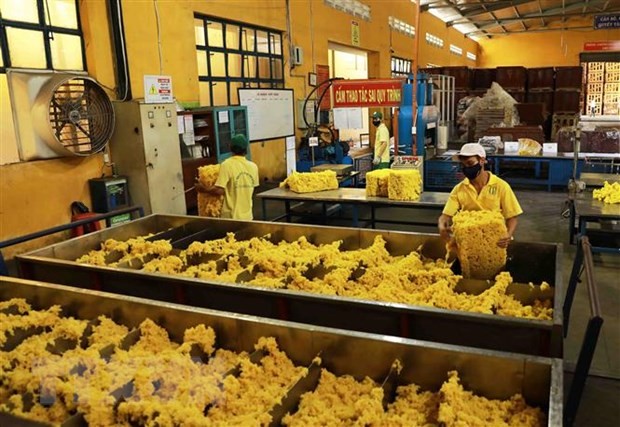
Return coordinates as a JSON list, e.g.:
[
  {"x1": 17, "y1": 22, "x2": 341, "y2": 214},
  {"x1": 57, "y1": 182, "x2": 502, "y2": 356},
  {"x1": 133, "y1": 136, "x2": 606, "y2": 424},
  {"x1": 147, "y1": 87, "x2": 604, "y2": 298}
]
[{"x1": 461, "y1": 163, "x2": 482, "y2": 180}]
